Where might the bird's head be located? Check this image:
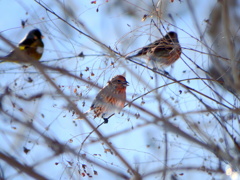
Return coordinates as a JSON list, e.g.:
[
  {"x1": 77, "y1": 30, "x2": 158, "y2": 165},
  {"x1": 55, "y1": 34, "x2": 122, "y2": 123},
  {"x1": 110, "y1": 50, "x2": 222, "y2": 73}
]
[{"x1": 109, "y1": 75, "x2": 129, "y2": 88}]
